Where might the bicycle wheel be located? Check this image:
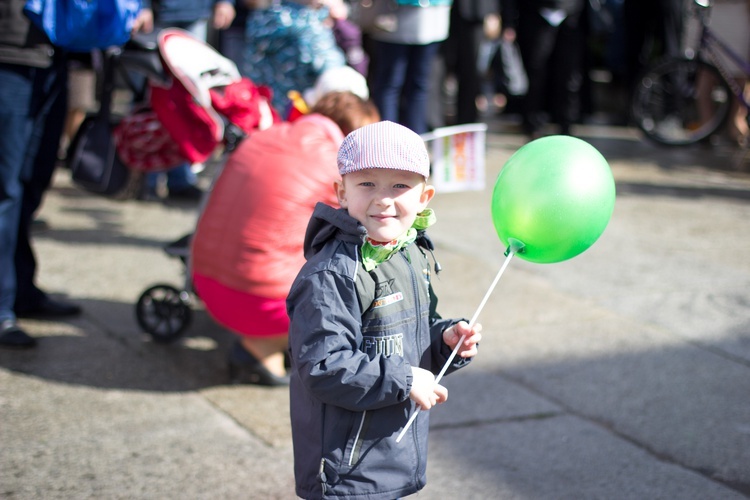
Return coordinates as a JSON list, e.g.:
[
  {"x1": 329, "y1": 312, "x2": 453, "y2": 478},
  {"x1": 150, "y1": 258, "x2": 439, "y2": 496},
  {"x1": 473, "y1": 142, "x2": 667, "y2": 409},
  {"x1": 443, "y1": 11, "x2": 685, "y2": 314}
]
[{"x1": 631, "y1": 58, "x2": 731, "y2": 146}]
